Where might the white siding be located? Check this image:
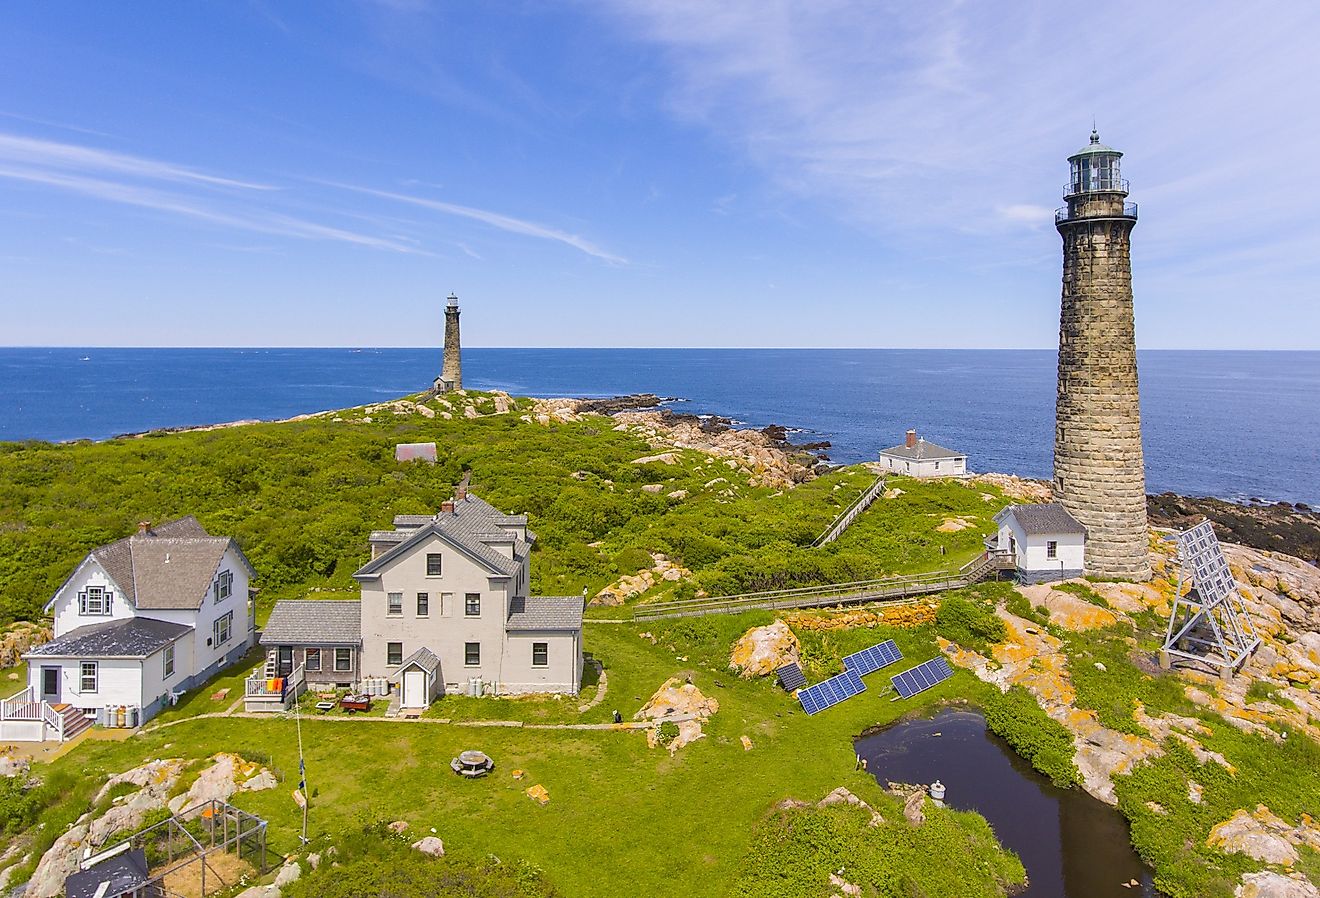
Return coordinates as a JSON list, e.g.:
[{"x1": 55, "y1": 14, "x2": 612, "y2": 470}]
[
  {"x1": 50, "y1": 560, "x2": 135, "y2": 637},
  {"x1": 152, "y1": 544, "x2": 254, "y2": 681},
  {"x1": 877, "y1": 454, "x2": 967, "y2": 479},
  {"x1": 997, "y1": 515, "x2": 1085, "y2": 576},
  {"x1": 500, "y1": 631, "x2": 582, "y2": 695}
]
